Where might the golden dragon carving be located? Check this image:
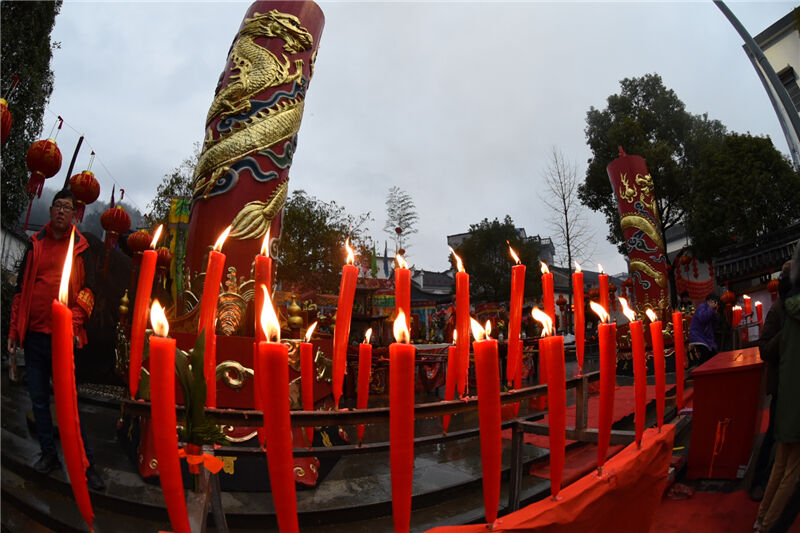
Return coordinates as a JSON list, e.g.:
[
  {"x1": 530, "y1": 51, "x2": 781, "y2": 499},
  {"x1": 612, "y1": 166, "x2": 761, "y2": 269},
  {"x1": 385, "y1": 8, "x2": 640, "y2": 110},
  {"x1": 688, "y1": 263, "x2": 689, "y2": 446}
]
[
  {"x1": 193, "y1": 9, "x2": 315, "y2": 239},
  {"x1": 206, "y1": 10, "x2": 313, "y2": 123}
]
